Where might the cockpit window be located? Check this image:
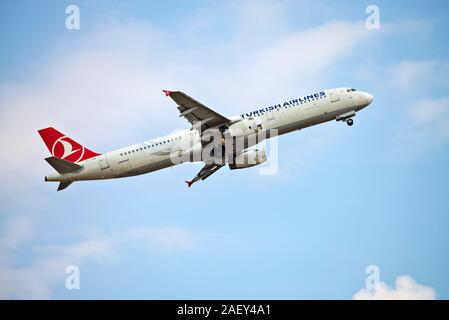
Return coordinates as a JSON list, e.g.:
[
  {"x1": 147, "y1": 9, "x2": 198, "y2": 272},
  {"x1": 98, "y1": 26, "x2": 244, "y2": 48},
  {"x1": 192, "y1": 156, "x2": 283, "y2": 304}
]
[{"x1": 351, "y1": 88, "x2": 356, "y2": 91}]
